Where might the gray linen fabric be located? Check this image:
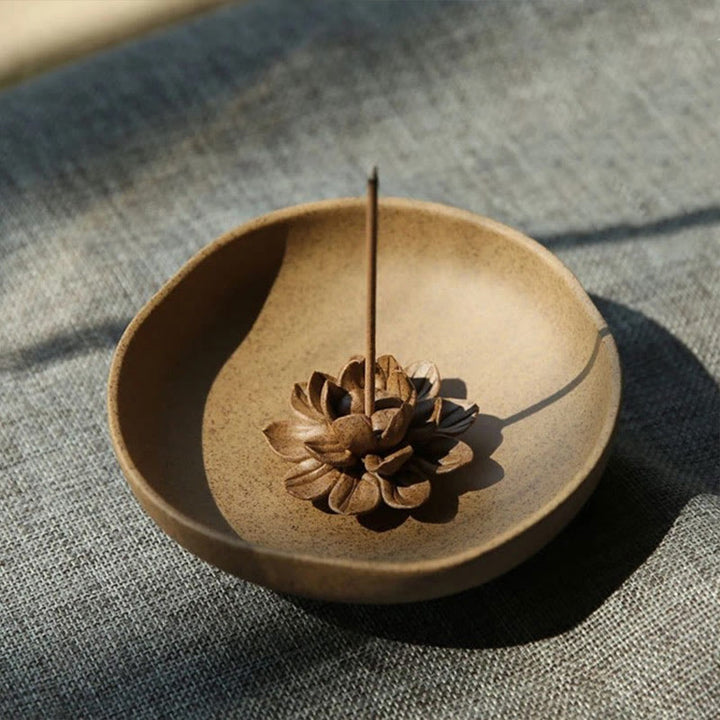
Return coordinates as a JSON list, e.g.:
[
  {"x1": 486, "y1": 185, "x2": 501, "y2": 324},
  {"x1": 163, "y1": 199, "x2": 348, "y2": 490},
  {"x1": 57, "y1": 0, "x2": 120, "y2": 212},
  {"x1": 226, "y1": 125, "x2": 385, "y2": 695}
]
[{"x1": 1, "y1": 1, "x2": 719, "y2": 717}]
